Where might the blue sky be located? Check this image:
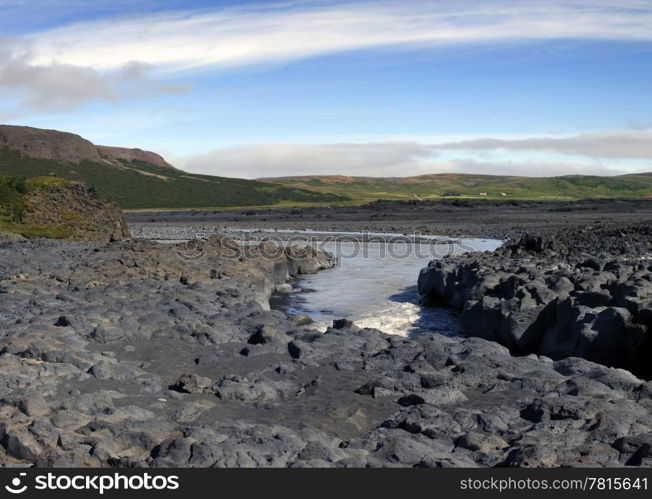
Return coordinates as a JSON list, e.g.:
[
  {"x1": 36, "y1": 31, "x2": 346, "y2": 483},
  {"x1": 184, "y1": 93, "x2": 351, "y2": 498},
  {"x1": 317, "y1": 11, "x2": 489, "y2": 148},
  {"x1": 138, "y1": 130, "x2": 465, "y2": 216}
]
[{"x1": 1, "y1": 0, "x2": 651, "y2": 177}]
